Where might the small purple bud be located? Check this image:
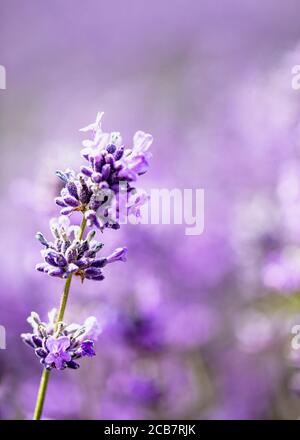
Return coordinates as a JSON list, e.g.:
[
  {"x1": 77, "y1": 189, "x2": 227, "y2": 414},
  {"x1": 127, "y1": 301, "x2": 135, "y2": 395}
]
[
  {"x1": 46, "y1": 251, "x2": 67, "y2": 267},
  {"x1": 32, "y1": 335, "x2": 43, "y2": 347},
  {"x1": 106, "y1": 144, "x2": 116, "y2": 154},
  {"x1": 66, "y1": 360, "x2": 80, "y2": 369},
  {"x1": 118, "y1": 168, "x2": 136, "y2": 181},
  {"x1": 91, "y1": 258, "x2": 107, "y2": 268},
  {"x1": 91, "y1": 275, "x2": 105, "y2": 281},
  {"x1": 89, "y1": 155, "x2": 95, "y2": 169},
  {"x1": 61, "y1": 207, "x2": 74, "y2": 216},
  {"x1": 130, "y1": 154, "x2": 149, "y2": 175},
  {"x1": 89, "y1": 195, "x2": 101, "y2": 211},
  {"x1": 55, "y1": 171, "x2": 68, "y2": 183},
  {"x1": 84, "y1": 267, "x2": 103, "y2": 277},
  {"x1": 67, "y1": 181, "x2": 79, "y2": 200},
  {"x1": 99, "y1": 181, "x2": 109, "y2": 190},
  {"x1": 78, "y1": 240, "x2": 89, "y2": 256},
  {"x1": 92, "y1": 172, "x2": 102, "y2": 183},
  {"x1": 76, "y1": 257, "x2": 90, "y2": 268},
  {"x1": 105, "y1": 154, "x2": 115, "y2": 167},
  {"x1": 86, "y1": 230, "x2": 96, "y2": 241},
  {"x1": 63, "y1": 196, "x2": 79, "y2": 207},
  {"x1": 85, "y1": 210, "x2": 99, "y2": 228},
  {"x1": 94, "y1": 153, "x2": 105, "y2": 172},
  {"x1": 44, "y1": 255, "x2": 59, "y2": 267},
  {"x1": 66, "y1": 263, "x2": 79, "y2": 274},
  {"x1": 62, "y1": 240, "x2": 71, "y2": 254},
  {"x1": 114, "y1": 146, "x2": 124, "y2": 160},
  {"x1": 21, "y1": 333, "x2": 35, "y2": 348},
  {"x1": 36, "y1": 232, "x2": 49, "y2": 247},
  {"x1": 55, "y1": 197, "x2": 67, "y2": 207},
  {"x1": 110, "y1": 222, "x2": 120, "y2": 230},
  {"x1": 65, "y1": 245, "x2": 78, "y2": 264},
  {"x1": 35, "y1": 348, "x2": 48, "y2": 358},
  {"x1": 48, "y1": 267, "x2": 65, "y2": 277},
  {"x1": 107, "y1": 247, "x2": 128, "y2": 264},
  {"x1": 80, "y1": 166, "x2": 93, "y2": 177},
  {"x1": 80, "y1": 340, "x2": 96, "y2": 357},
  {"x1": 101, "y1": 164, "x2": 111, "y2": 180},
  {"x1": 90, "y1": 242, "x2": 104, "y2": 253},
  {"x1": 79, "y1": 176, "x2": 91, "y2": 205}
]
